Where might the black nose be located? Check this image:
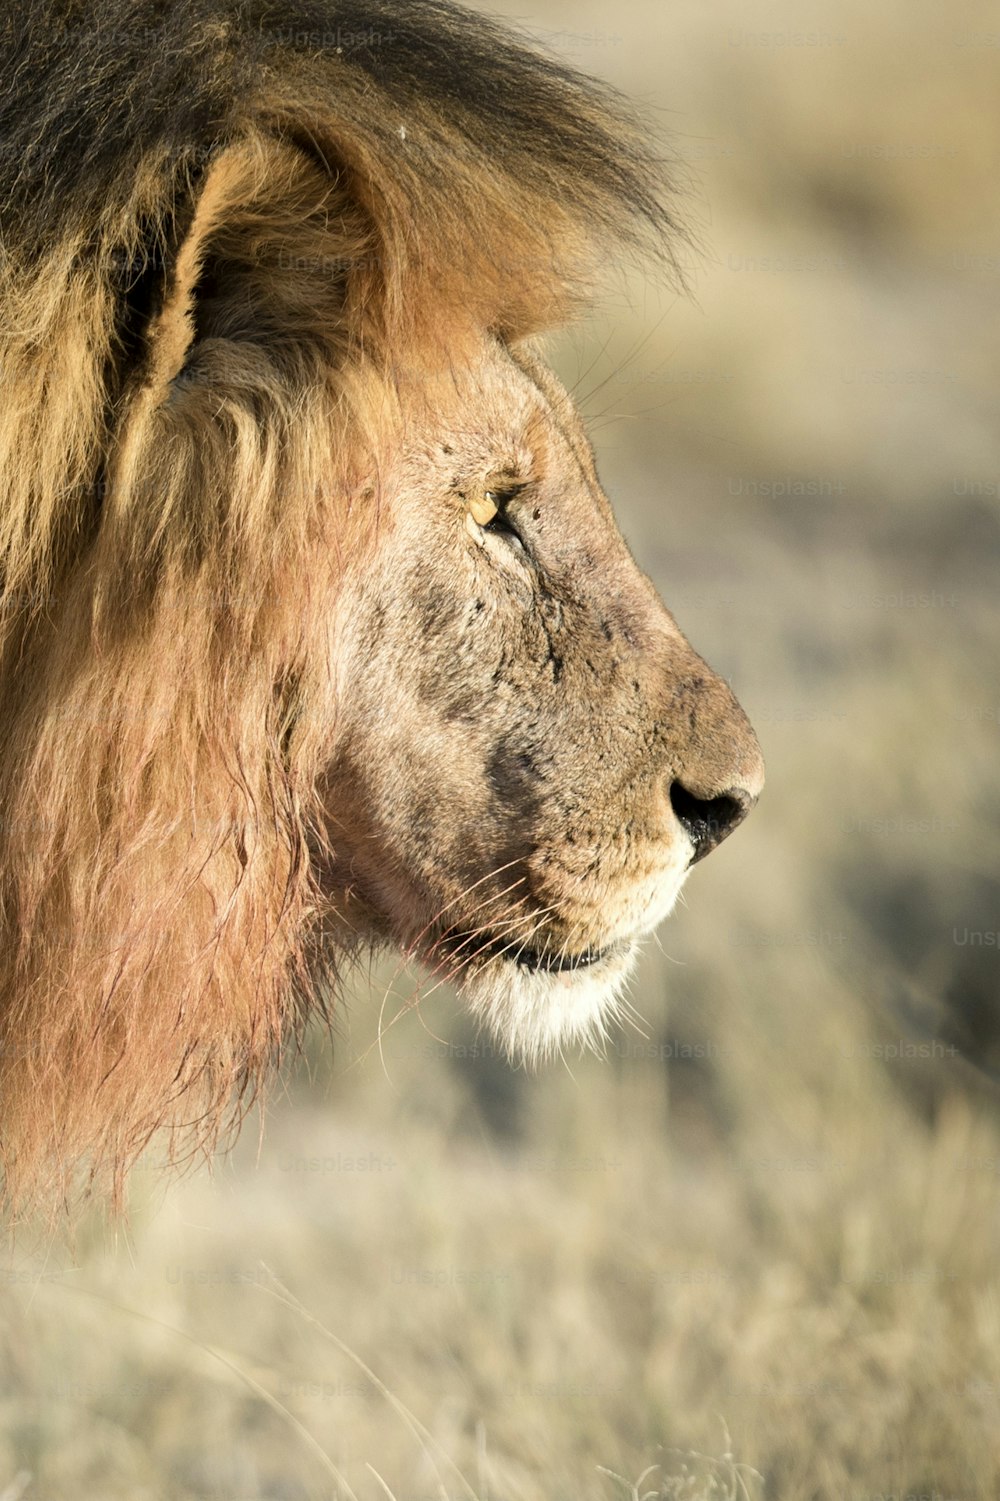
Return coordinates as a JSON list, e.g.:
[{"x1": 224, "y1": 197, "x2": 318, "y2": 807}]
[{"x1": 669, "y1": 781, "x2": 755, "y2": 864}]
